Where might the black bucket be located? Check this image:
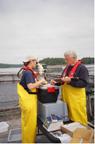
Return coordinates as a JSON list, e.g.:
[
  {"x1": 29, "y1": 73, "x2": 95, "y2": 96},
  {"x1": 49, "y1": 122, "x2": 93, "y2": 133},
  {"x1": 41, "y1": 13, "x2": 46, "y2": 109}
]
[{"x1": 37, "y1": 86, "x2": 59, "y2": 103}]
